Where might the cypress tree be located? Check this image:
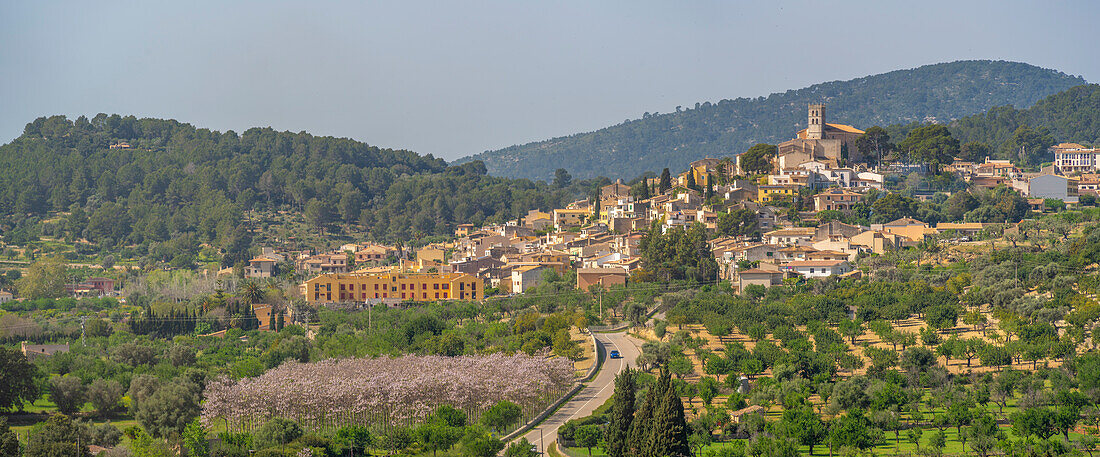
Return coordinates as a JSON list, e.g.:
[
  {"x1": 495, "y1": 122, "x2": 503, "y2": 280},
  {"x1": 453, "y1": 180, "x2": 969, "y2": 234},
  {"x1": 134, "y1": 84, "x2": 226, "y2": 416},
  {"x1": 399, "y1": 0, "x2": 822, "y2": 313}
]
[
  {"x1": 659, "y1": 168, "x2": 671, "y2": 194},
  {"x1": 685, "y1": 171, "x2": 697, "y2": 191},
  {"x1": 605, "y1": 368, "x2": 636, "y2": 457},
  {"x1": 629, "y1": 377, "x2": 657, "y2": 457},
  {"x1": 647, "y1": 368, "x2": 691, "y2": 457}
]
